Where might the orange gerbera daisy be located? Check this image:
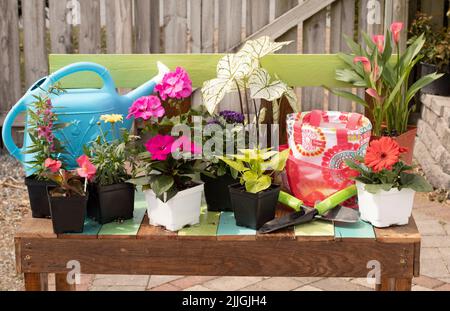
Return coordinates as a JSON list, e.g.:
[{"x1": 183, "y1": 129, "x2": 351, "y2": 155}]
[{"x1": 364, "y1": 137, "x2": 401, "y2": 172}]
